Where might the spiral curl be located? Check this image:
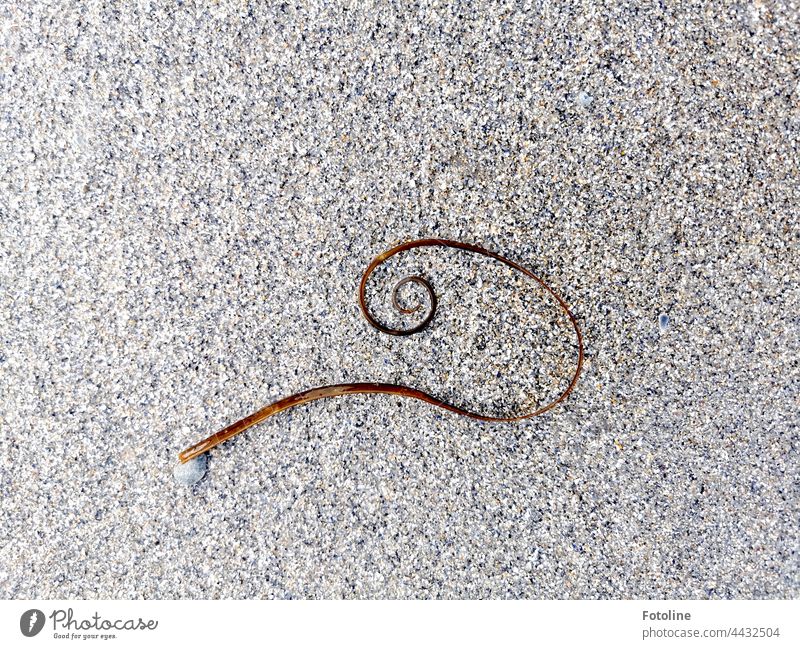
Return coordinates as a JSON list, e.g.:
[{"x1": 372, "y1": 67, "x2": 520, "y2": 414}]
[{"x1": 178, "y1": 238, "x2": 584, "y2": 464}]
